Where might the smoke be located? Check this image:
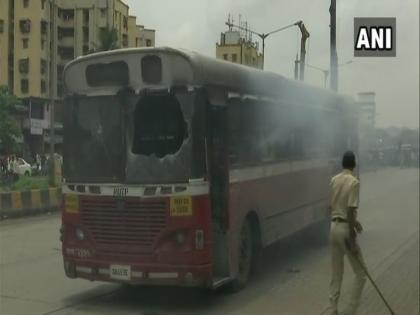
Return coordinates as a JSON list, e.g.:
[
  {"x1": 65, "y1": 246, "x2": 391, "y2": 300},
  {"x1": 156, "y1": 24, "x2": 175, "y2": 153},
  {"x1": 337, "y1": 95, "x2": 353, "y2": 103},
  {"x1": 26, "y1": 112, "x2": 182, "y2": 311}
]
[{"x1": 127, "y1": 0, "x2": 419, "y2": 128}]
